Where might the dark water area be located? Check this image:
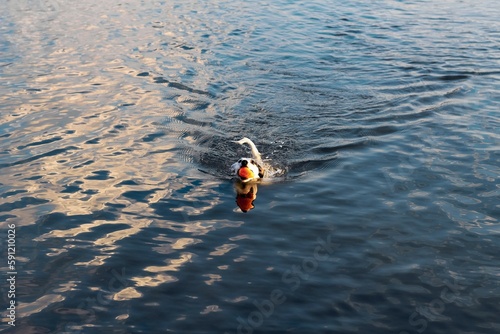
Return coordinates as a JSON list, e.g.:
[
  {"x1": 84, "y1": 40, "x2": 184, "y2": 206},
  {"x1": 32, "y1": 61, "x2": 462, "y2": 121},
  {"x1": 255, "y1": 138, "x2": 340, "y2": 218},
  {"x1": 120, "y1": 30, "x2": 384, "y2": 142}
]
[{"x1": 1, "y1": 0, "x2": 499, "y2": 333}]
